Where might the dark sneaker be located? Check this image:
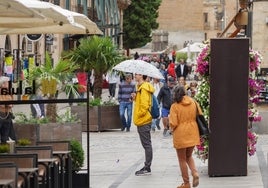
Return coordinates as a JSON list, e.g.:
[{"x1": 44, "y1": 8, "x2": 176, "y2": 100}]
[
  {"x1": 163, "y1": 129, "x2": 168, "y2": 136},
  {"x1": 121, "y1": 127, "x2": 126, "y2": 131},
  {"x1": 135, "y1": 167, "x2": 151, "y2": 176},
  {"x1": 126, "y1": 128, "x2": 130, "y2": 132},
  {"x1": 151, "y1": 128, "x2": 155, "y2": 132},
  {"x1": 156, "y1": 125, "x2": 161, "y2": 130}
]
